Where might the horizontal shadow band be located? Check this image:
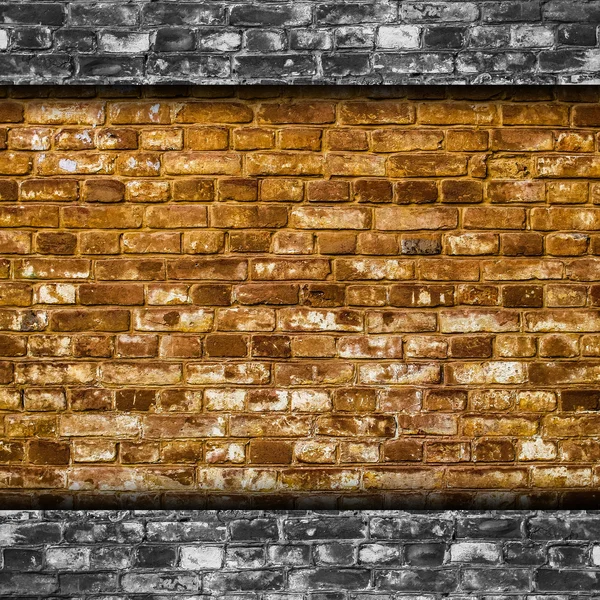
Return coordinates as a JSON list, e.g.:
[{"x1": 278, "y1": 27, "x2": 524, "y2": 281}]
[{"x1": 1, "y1": 491, "x2": 600, "y2": 510}]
